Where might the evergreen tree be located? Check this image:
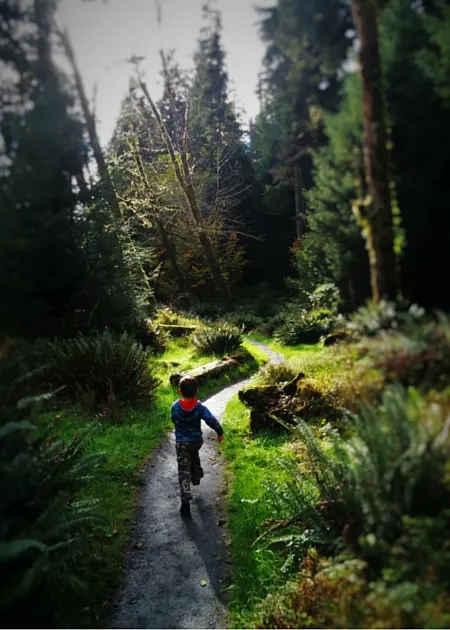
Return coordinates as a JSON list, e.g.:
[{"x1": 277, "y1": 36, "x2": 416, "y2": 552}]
[
  {"x1": 298, "y1": 74, "x2": 371, "y2": 308},
  {"x1": 188, "y1": 4, "x2": 254, "y2": 218},
  {"x1": 0, "y1": 0, "x2": 145, "y2": 339}
]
